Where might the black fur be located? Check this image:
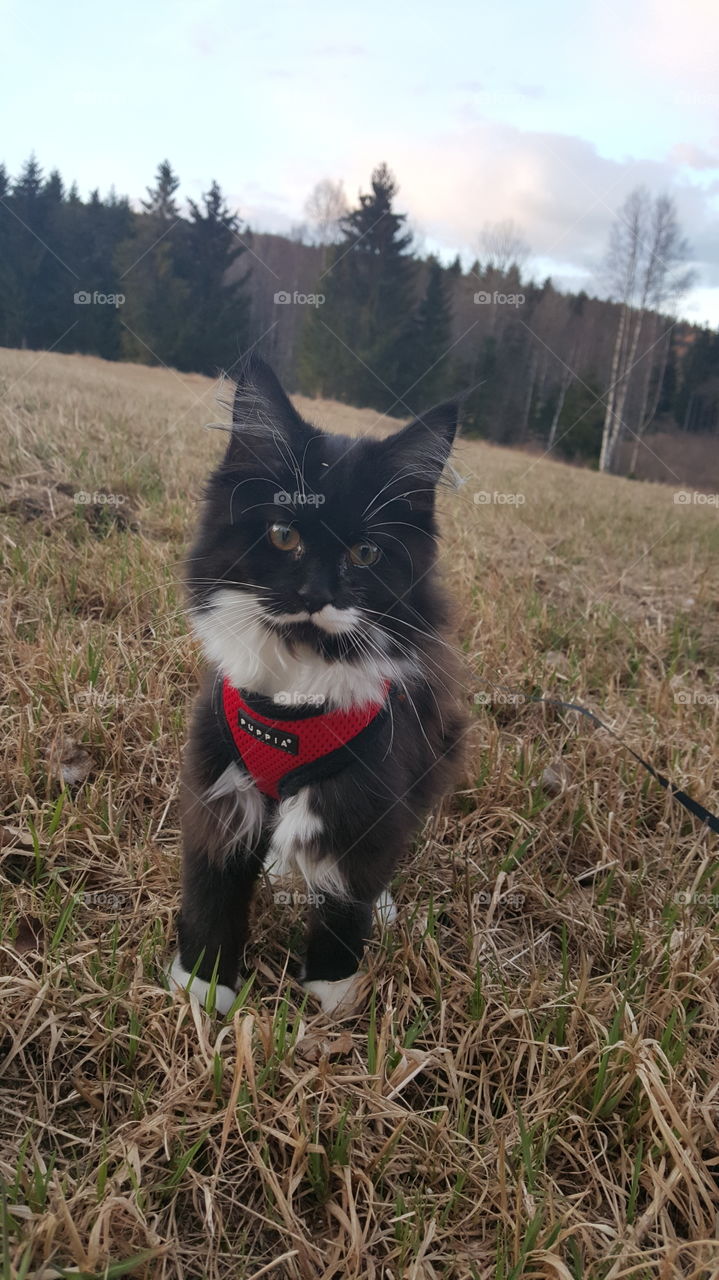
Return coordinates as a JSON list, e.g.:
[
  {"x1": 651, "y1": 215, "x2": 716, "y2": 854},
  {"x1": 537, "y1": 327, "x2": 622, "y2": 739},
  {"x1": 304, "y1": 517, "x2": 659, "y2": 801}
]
[{"x1": 176, "y1": 356, "x2": 467, "y2": 999}]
